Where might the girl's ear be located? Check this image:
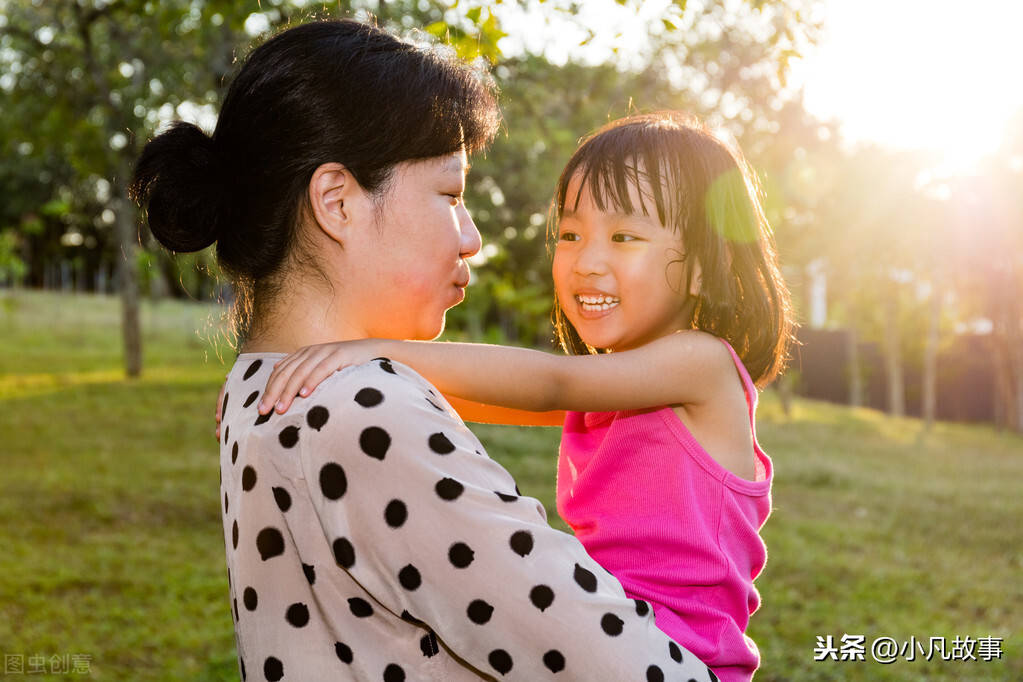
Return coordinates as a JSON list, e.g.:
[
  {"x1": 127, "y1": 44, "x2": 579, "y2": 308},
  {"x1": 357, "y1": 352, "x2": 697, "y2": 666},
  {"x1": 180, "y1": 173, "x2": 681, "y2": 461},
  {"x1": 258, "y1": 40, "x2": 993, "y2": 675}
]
[
  {"x1": 688, "y1": 258, "x2": 703, "y2": 298},
  {"x1": 308, "y1": 162, "x2": 358, "y2": 246}
]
